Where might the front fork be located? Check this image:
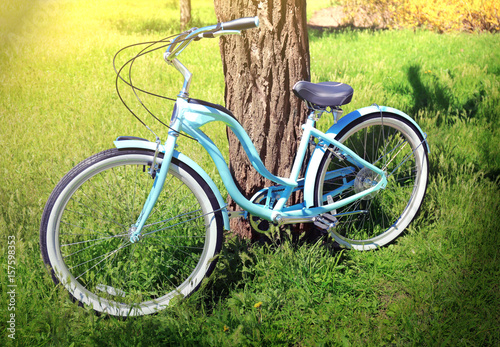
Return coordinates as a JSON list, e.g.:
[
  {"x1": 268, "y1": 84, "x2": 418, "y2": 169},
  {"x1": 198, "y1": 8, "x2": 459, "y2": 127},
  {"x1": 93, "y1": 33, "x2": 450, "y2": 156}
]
[{"x1": 129, "y1": 124, "x2": 181, "y2": 243}]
